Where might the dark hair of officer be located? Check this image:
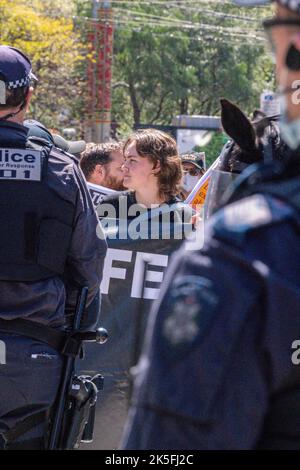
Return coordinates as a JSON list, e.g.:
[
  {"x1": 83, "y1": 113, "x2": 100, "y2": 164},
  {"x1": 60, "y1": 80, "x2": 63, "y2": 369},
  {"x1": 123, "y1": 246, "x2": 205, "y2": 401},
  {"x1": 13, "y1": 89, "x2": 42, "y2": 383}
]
[
  {"x1": 80, "y1": 141, "x2": 123, "y2": 180},
  {"x1": 0, "y1": 73, "x2": 29, "y2": 110},
  {"x1": 123, "y1": 128, "x2": 182, "y2": 201}
]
